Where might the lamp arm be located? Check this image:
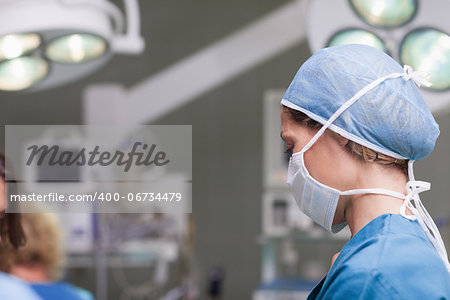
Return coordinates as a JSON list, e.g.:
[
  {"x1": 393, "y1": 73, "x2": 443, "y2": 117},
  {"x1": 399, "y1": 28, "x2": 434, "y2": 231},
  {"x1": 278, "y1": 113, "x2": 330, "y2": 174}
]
[{"x1": 112, "y1": 0, "x2": 145, "y2": 54}]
